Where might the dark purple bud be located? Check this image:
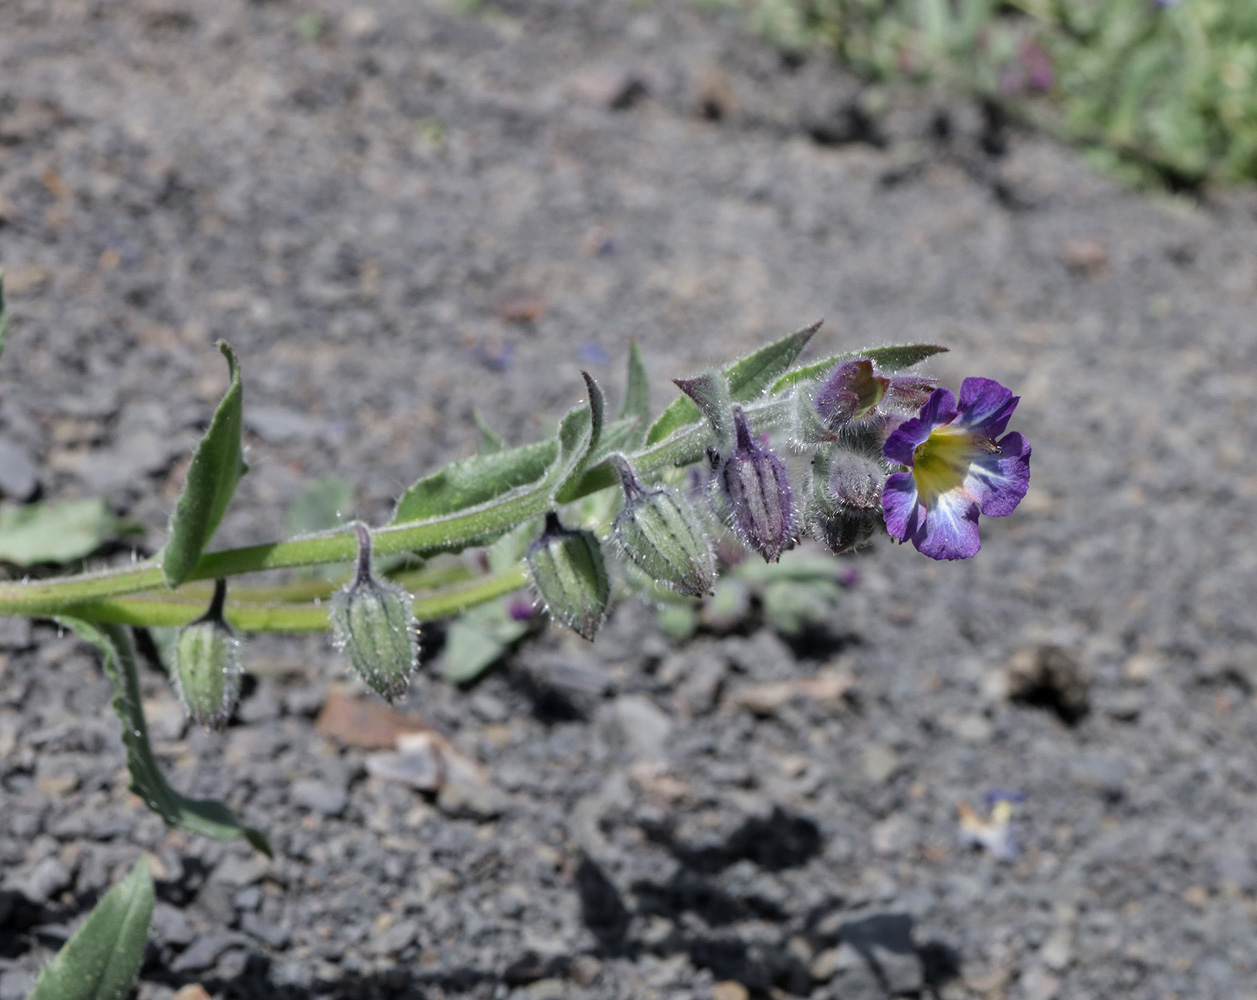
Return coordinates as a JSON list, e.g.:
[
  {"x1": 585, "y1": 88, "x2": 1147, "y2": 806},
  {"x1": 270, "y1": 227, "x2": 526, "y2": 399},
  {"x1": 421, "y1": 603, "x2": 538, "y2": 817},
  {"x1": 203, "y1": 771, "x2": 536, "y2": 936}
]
[
  {"x1": 813, "y1": 359, "x2": 890, "y2": 428},
  {"x1": 717, "y1": 406, "x2": 796, "y2": 563}
]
